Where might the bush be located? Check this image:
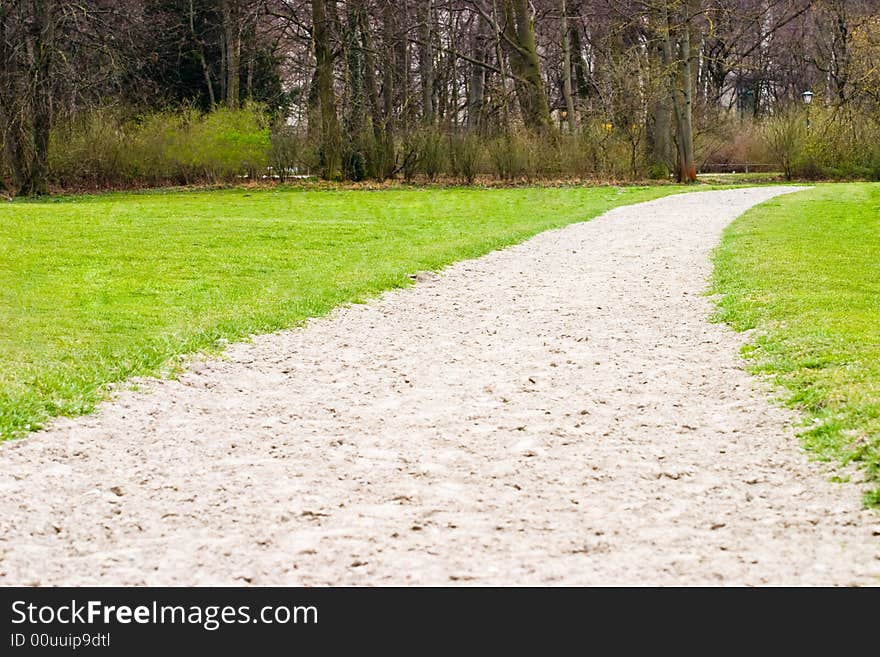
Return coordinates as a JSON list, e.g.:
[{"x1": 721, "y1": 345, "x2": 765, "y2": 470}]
[
  {"x1": 343, "y1": 147, "x2": 367, "y2": 182},
  {"x1": 756, "y1": 105, "x2": 880, "y2": 181},
  {"x1": 760, "y1": 110, "x2": 808, "y2": 180},
  {"x1": 48, "y1": 105, "x2": 271, "y2": 188},
  {"x1": 400, "y1": 133, "x2": 420, "y2": 182},
  {"x1": 488, "y1": 132, "x2": 534, "y2": 180},
  {"x1": 448, "y1": 133, "x2": 481, "y2": 184},
  {"x1": 37, "y1": 100, "x2": 880, "y2": 191},
  {"x1": 418, "y1": 129, "x2": 444, "y2": 181},
  {"x1": 269, "y1": 124, "x2": 304, "y2": 182},
  {"x1": 361, "y1": 130, "x2": 395, "y2": 181},
  {"x1": 48, "y1": 108, "x2": 130, "y2": 186},
  {"x1": 191, "y1": 106, "x2": 269, "y2": 181},
  {"x1": 129, "y1": 109, "x2": 199, "y2": 183}
]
